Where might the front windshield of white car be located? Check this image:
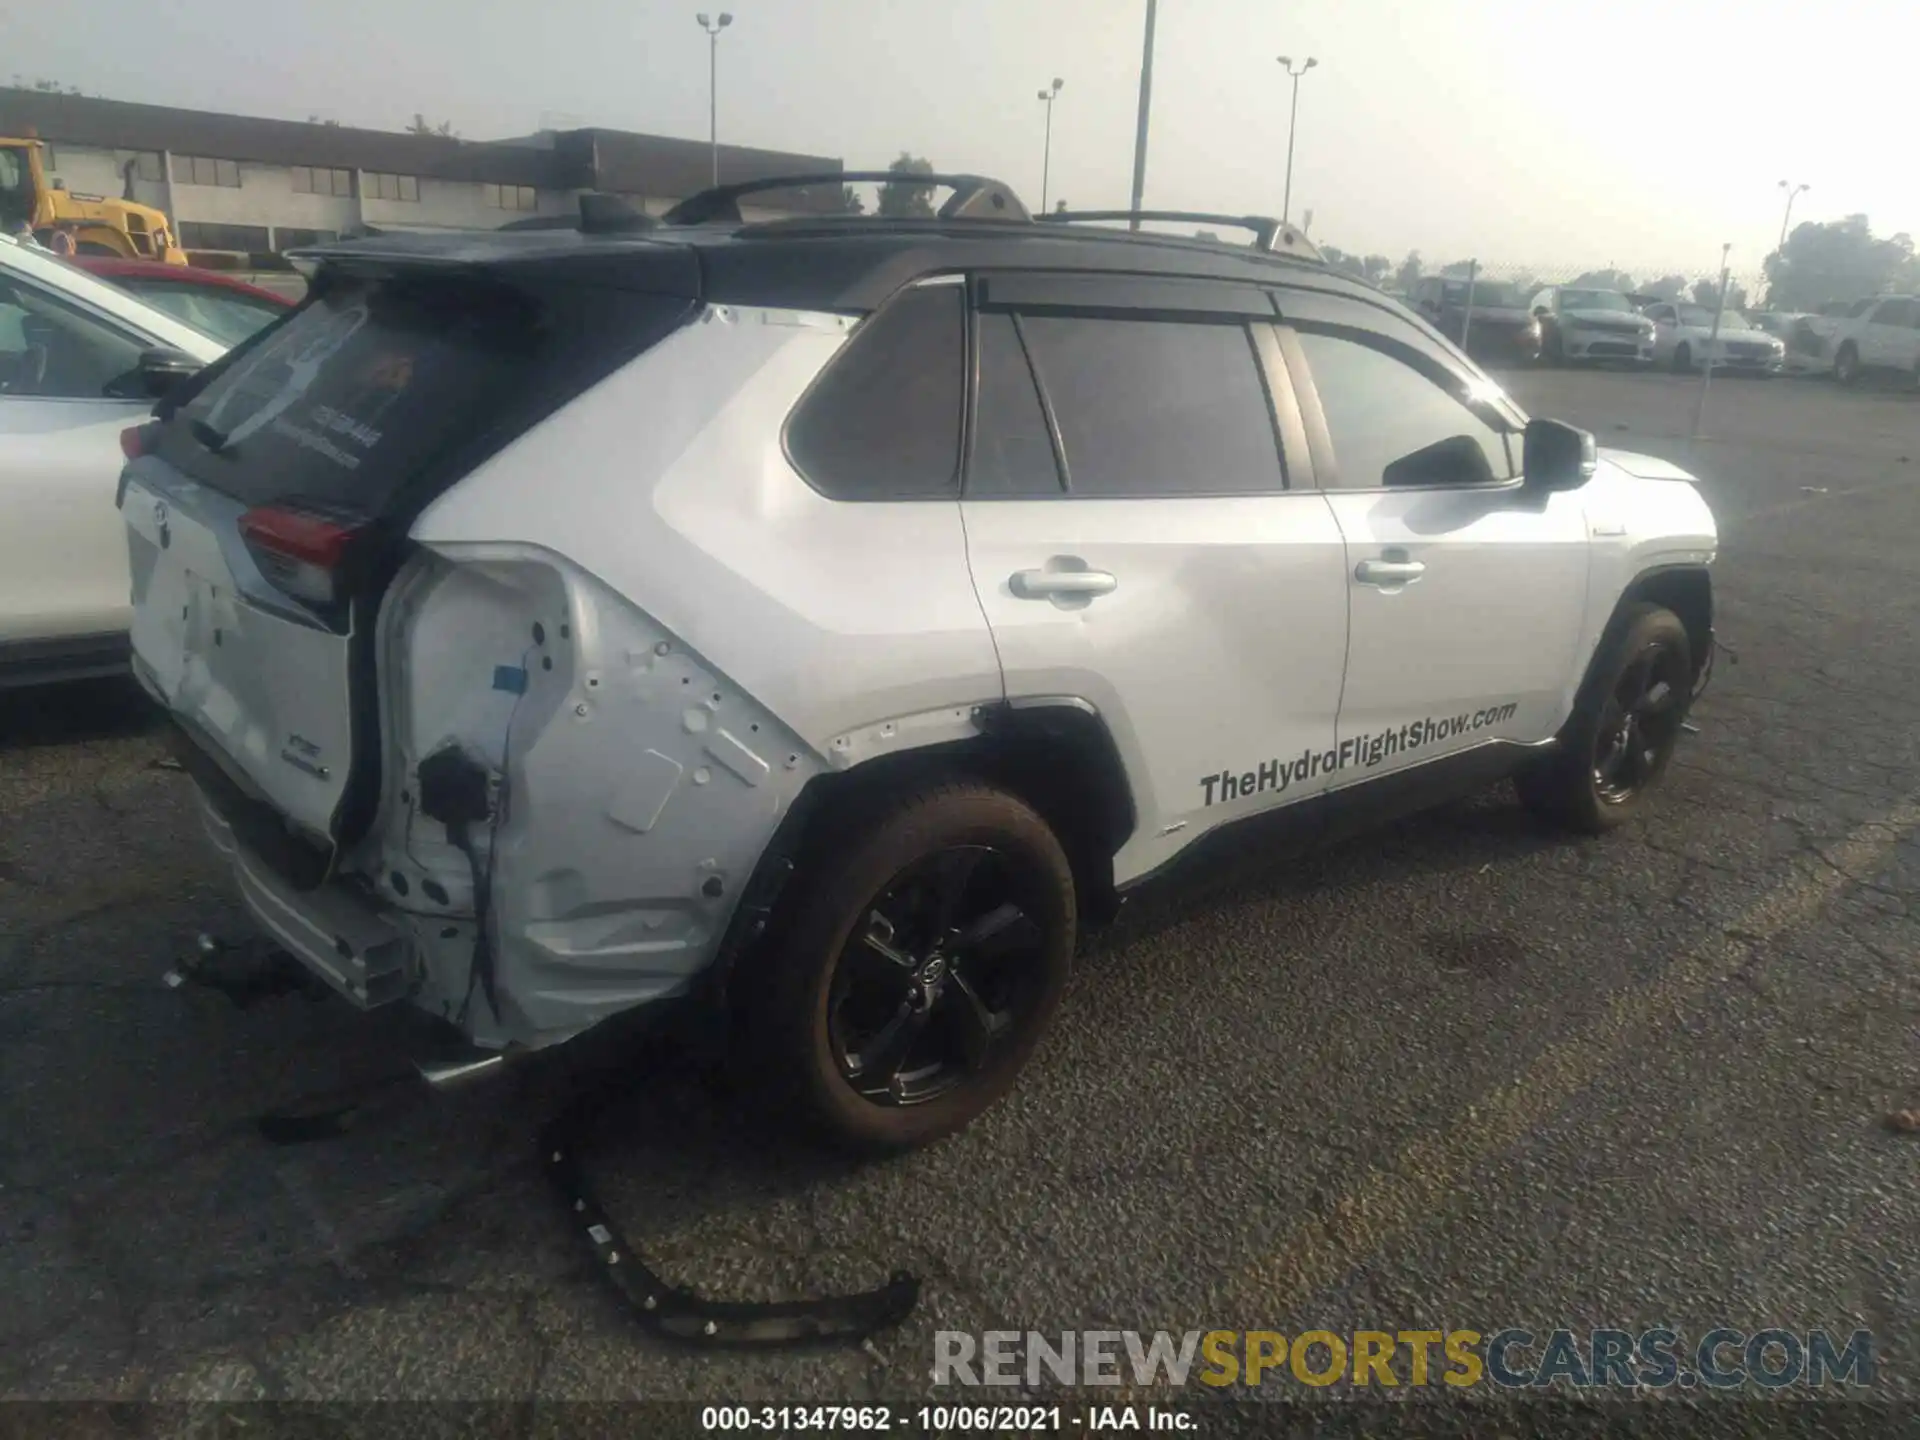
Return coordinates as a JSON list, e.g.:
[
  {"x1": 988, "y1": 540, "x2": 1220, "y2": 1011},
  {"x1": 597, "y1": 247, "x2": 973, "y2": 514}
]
[{"x1": 1560, "y1": 289, "x2": 1636, "y2": 313}]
